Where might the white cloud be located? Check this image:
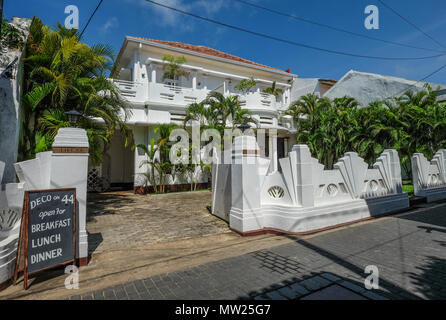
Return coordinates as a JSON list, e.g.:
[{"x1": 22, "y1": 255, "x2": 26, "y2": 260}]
[
  {"x1": 100, "y1": 17, "x2": 119, "y2": 34},
  {"x1": 124, "y1": 0, "x2": 227, "y2": 29}
]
